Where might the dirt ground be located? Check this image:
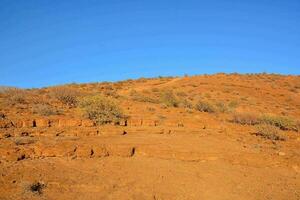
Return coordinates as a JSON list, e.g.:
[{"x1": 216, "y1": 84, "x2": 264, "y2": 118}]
[{"x1": 0, "y1": 74, "x2": 299, "y2": 200}]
